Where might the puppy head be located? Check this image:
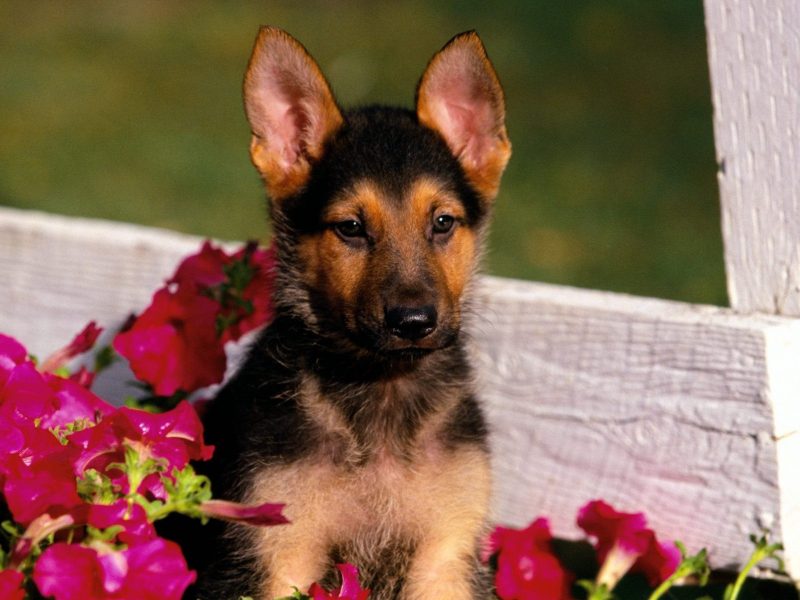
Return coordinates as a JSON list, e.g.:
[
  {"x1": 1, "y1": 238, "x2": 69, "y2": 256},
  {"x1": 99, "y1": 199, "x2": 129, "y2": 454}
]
[{"x1": 244, "y1": 27, "x2": 510, "y2": 356}]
